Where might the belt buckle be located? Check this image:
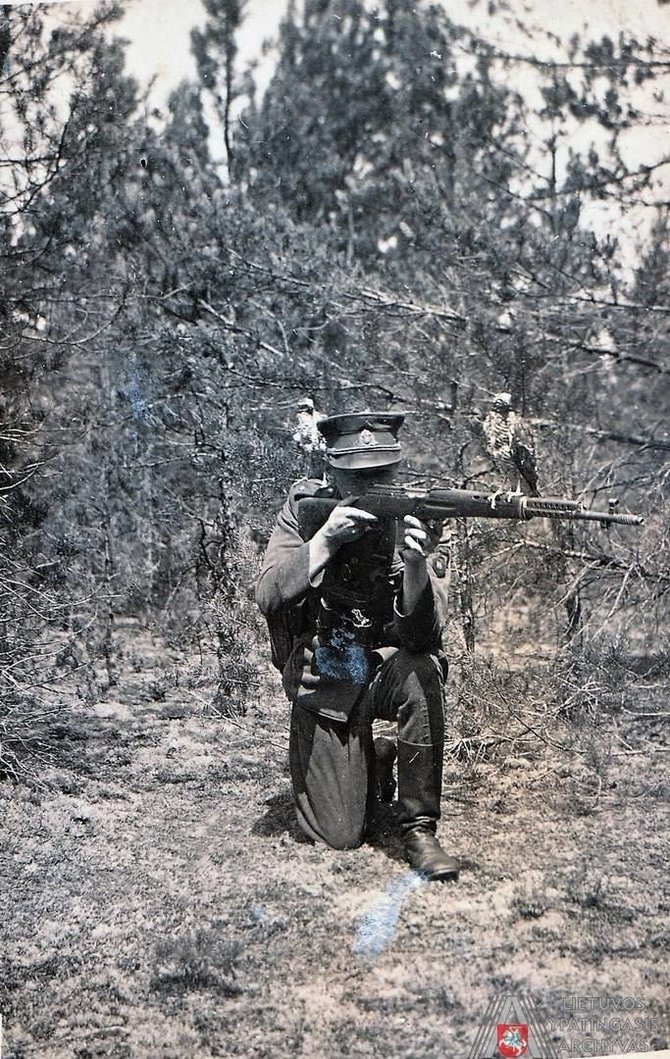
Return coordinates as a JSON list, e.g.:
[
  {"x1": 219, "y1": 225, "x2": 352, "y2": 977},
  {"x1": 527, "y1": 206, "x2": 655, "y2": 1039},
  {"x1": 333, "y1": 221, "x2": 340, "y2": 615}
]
[{"x1": 350, "y1": 607, "x2": 373, "y2": 630}]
